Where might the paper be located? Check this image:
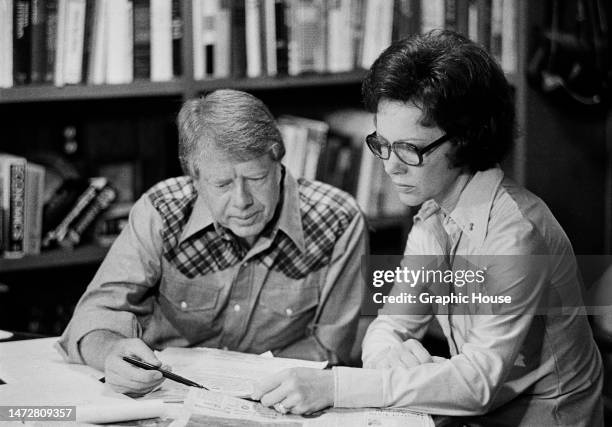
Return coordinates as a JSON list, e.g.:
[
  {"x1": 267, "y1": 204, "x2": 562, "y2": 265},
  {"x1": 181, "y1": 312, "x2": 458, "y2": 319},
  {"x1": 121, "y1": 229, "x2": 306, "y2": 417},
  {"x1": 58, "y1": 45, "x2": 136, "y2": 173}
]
[
  {"x1": 178, "y1": 388, "x2": 435, "y2": 427},
  {"x1": 76, "y1": 399, "x2": 166, "y2": 424},
  {"x1": 0, "y1": 330, "x2": 14, "y2": 340},
  {"x1": 156, "y1": 347, "x2": 327, "y2": 398}
]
